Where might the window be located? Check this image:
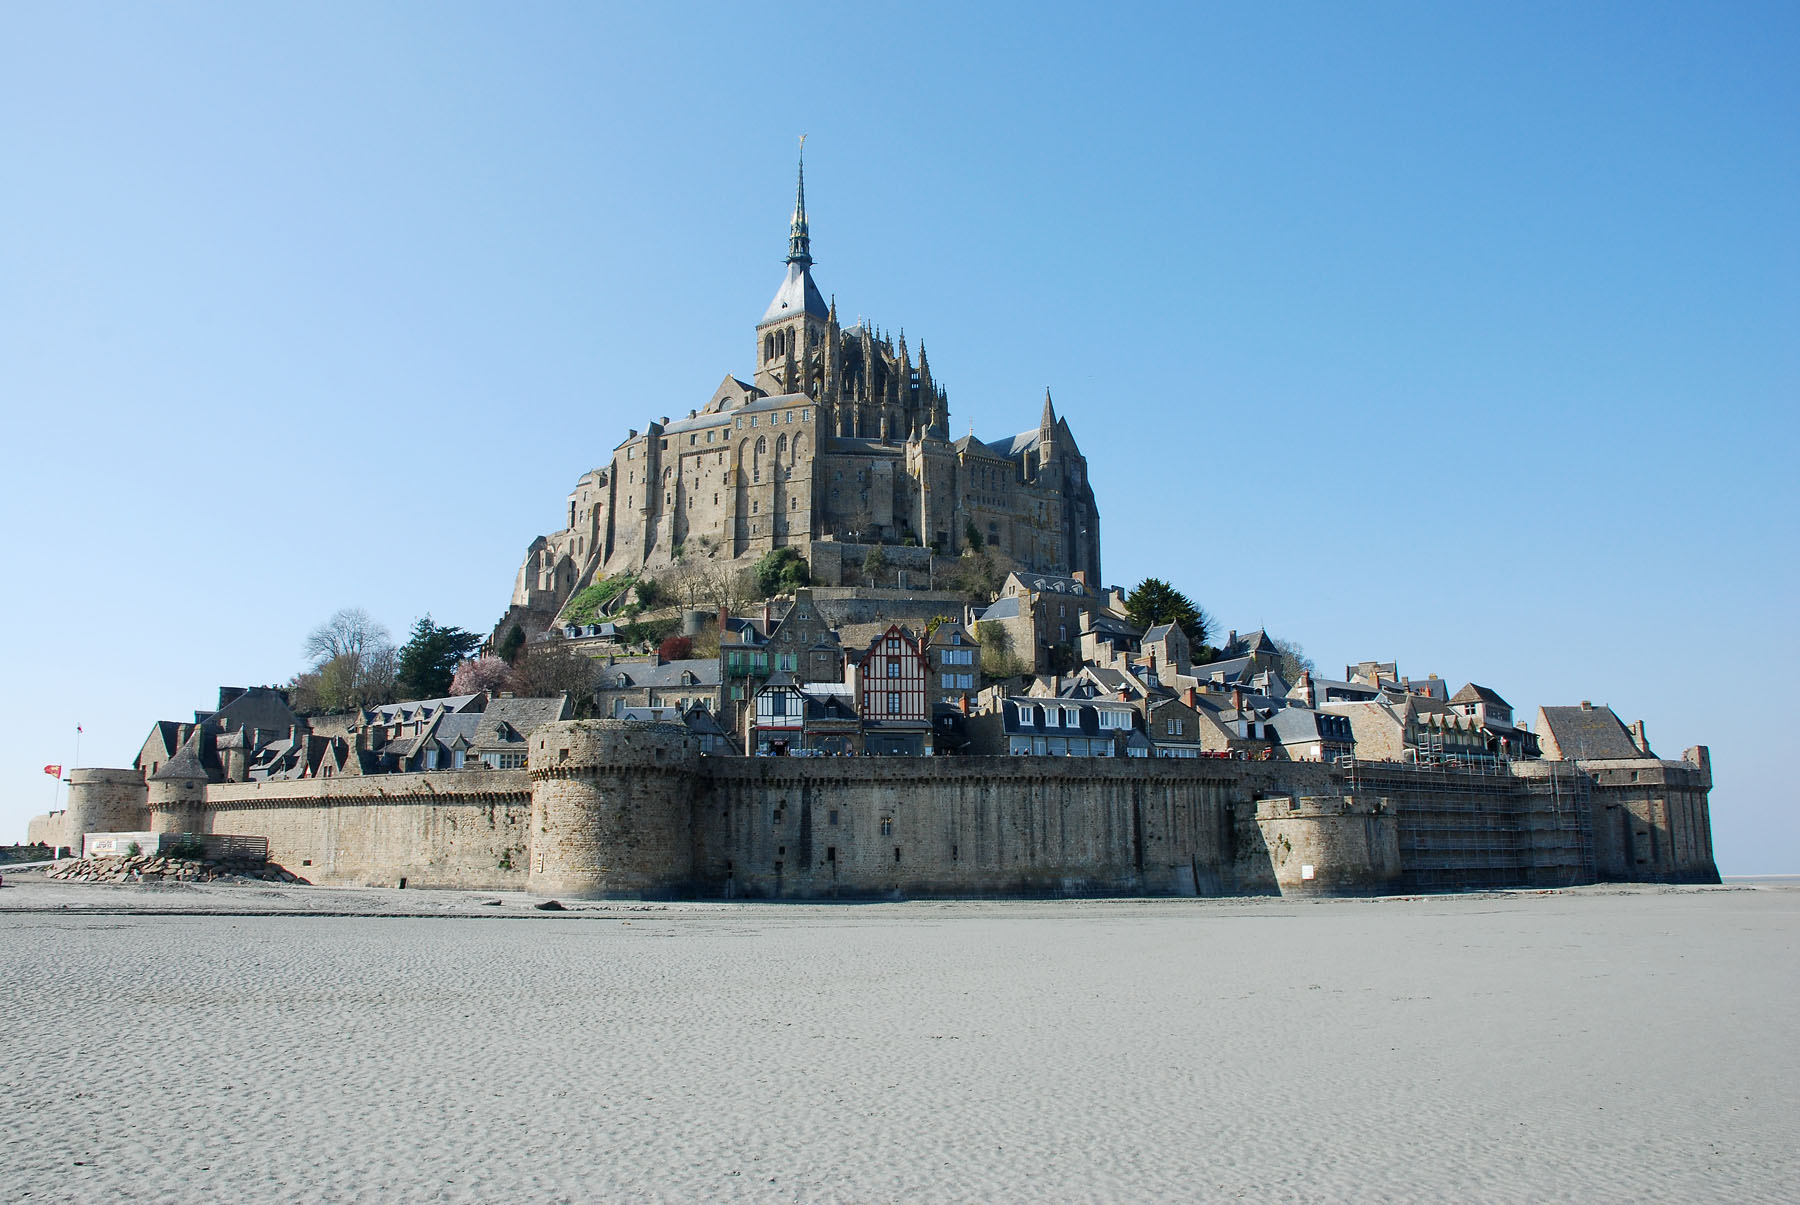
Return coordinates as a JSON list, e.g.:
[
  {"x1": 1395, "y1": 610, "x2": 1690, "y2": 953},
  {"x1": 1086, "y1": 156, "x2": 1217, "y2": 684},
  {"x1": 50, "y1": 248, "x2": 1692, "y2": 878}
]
[
  {"x1": 1098, "y1": 710, "x2": 1129, "y2": 730},
  {"x1": 424, "y1": 749, "x2": 439, "y2": 770},
  {"x1": 829, "y1": 810, "x2": 839, "y2": 826},
  {"x1": 887, "y1": 662, "x2": 900, "y2": 679},
  {"x1": 880, "y1": 817, "x2": 893, "y2": 836},
  {"x1": 942, "y1": 673, "x2": 956, "y2": 688},
  {"x1": 957, "y1": 674, "x2": 973, "y2": 689},
  {"x1": 888, "y1": 692, "x2": 901, "y2": 714}
]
